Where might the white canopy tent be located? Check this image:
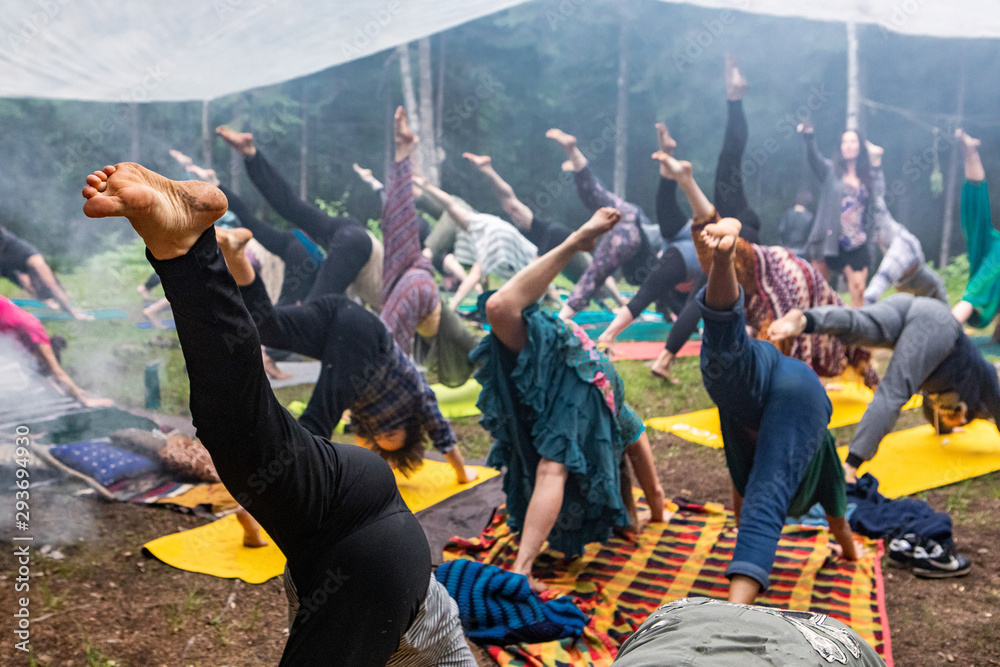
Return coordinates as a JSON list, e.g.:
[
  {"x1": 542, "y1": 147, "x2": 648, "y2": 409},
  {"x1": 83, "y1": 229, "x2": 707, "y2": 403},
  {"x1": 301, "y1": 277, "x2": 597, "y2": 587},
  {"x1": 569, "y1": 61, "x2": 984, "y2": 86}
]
[{"x1": 0, "y1": 0, "x2": 996, "y2": 102}]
